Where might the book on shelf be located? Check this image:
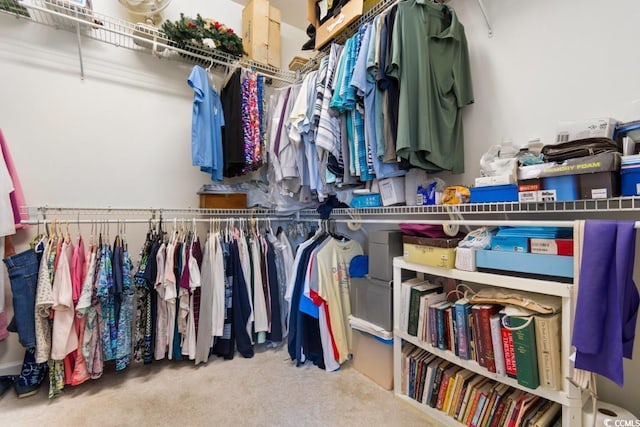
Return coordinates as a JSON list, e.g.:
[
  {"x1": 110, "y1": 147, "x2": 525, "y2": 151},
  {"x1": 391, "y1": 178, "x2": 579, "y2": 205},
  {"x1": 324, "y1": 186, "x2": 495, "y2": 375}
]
[
  {"x1": 532, "y1": 402, "x2": 561, "y2": 427},
  {"x1": 435, "y1": 301, "x2": 452, "y2": 351},
  {"x1": 469, "y1": 308, "x2": 477, "y2": 362},
  {"x1": 501, "y1": 311, "x2": 518, "y2": 379},
  {"x1": 497, "y1": 389, "x2": 524, "y2": 427},
  {"x1": 400, "y1": 278, "x2": 430, "y2": 334},
  {"x1": 422, "y1": 292, "x2": 447, "y2": 343},
  {"x1": 519, "y1": 397, "x2": 550, "y2": 427},
  {"x1": 469, "y1": 381, "x2": 494, "y2": 427},
  {"x1": 478, "y1": 383, "x2": 508, "y2": 427},
  {"x1": 455, "y1": 298, "x2": 473, "y2": 360},
  {"x1": 408, "y1": 282, "x2": 442, "y2": 336},
  {"x1": 423, "y1": 357, "x2": 442, "y2": 405},
  {"x1": 437, "y1": 364, "x2": 462, "y2": 410},
  {"x1": 402, "y1": 346, "x2": 423, "y2": 396},
  {"x1": 534, "y1": 313, "x2": 562, "y2": 390},
  {"x1": 448, "y1": 369, "x2": 475, "y2": 417},
  {"x1": 472, "y1": 304, "x2": 500, "y2": 372},
  {"x1": 456, "y1": 375, "x2": 487, "y2": 422},
  {"x1": 484, "y1": 383, "x2": 511, "y2": 427},
  {"x1": 488, "y1": 386, "x2": 515, "y2": 427},
  {"x1": 461, "y1": 377, "x2": 491, "y2": 425},
  {"x1": 511, "y1": 316, "x2": 540, "y2": 389},
  {"x1": 511, "y1": 393, "x2": 540, "y2": 427},
  {"x1": 490, "y1": 313, "x2": 507, "y2": 376},
  {"x1": 445, "y1": 305, "x2": 457, "y2": 354},
  {"x1": 429, "y1": 359, "x2": 452, "y2": 408},
  {"x1": 416, "y1": 353, "x2": 437, "y2": 403}
]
